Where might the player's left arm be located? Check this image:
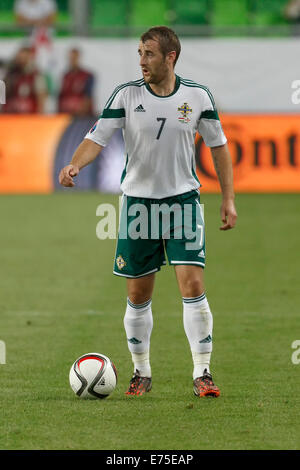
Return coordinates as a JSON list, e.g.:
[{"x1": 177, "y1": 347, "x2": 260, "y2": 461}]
[{"x1": 210, "y1": 143, "x2": 237, "y2": 231}]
